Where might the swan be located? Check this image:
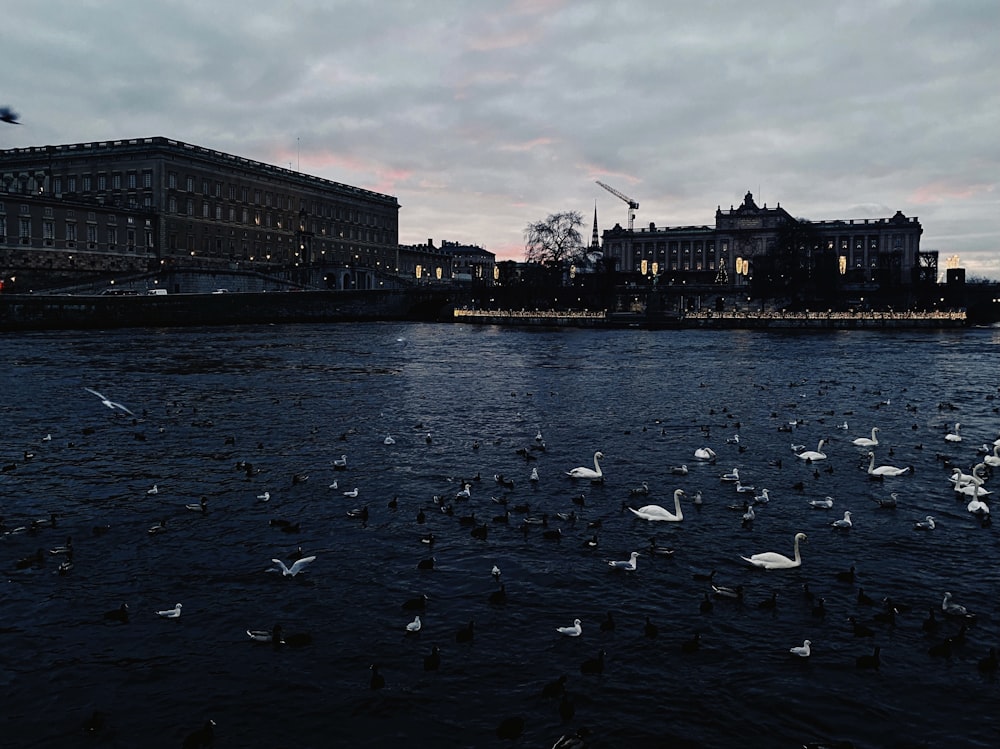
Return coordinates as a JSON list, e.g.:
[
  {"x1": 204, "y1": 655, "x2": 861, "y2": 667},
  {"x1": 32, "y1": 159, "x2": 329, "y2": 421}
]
[
  {"x1": 789, "y1": 639, "x2": 811, "y2": 657},
  {"x1": 954, "y1": 475, "x2": 990, "y2": 497},
  {"x1": 914, "y1": 515, "x2": 936, "y2": 530},
  {"x1": 693, "y1": 447, "x2": 716, "y2": 461},
  {"x1": 629, "y1": 490, "x2": 685, "y2": 521},
  {"x1": 556, "y1": 618, "x2": 583, "y2": 637},
  {"x1": 985, "y1": 445, "x2": 1000, "y2": 468},
  {"x1": 967, "y1": 496, "x2": 990, "y2": 515},
  {"x1": 852, "y1": 427, "x2": 880, "y2": 447},
  {"x1": 670, "y1": 464, "x2": 689, "y2": 475},
  {"x1": 797, "y1": 440, "x2": 827, "y2": 461},
  {"x1": 945, "y1": 422, "x2": 962, "y2": 442},
  {"x1": 608, "y1": 551, "x2": 639, "y2": 570},
  {"x1": 941, "y1": 592, "x2": 969, "y2": 617},
  {"x1": 567, "y1": 451, "x2": 604, "y2": 481},
  {"x1": 741, "y1": 532, "x2": 807, "y2": 570},
  {"x1": 271, "y1": 555, "x2": 317, "y2": 577},
  {"x1": 866, "y1": 452, "x2": 910, "y2": 477},
  {"x1": 948, "y1": 464, "x2": 985, "y2": 484},
  {"x1": 831, "y1": 510, "x2": 853, "y2": 528}
]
